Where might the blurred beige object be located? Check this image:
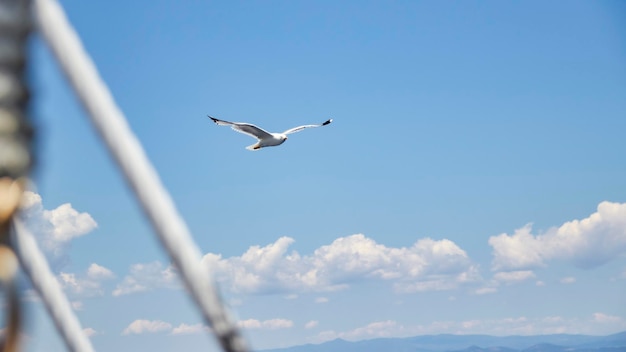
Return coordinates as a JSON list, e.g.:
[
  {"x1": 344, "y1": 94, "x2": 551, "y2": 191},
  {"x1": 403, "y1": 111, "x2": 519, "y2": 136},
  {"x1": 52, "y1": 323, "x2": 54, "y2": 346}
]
[{"x1": 0, "y1": 178, "x2": 23, "y2": 225}]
